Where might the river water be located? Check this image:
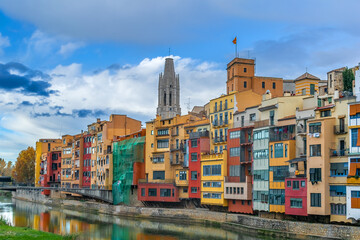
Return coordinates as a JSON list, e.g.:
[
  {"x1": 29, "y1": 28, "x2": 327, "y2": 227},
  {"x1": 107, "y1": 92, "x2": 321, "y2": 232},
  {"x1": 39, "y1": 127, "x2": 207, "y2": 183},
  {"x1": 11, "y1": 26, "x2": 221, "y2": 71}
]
[{"x1": 0, "y1": 197, "x2": 280, "y2": 240}]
